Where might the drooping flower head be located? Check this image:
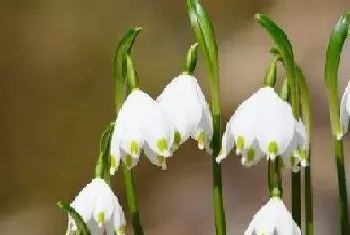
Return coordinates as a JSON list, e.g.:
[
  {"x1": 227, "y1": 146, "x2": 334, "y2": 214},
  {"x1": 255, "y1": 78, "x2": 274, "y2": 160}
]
[
  {"x1": 157, "y1": 74, "x2": 213, "y2": 153},
  {"x1": 110, "y1": 89, "x2": 175, "y2": 174},
  {"x1": 216, "y1": 87, "x2": 308, "y2": 170},
  {"x1": 244, "y1": 197, "x2": 301, "y2": 235},
  {"x1": 66, "y1": 178, "x2": 126, "y2": 235}
]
